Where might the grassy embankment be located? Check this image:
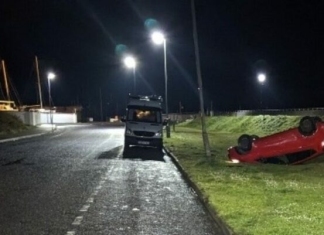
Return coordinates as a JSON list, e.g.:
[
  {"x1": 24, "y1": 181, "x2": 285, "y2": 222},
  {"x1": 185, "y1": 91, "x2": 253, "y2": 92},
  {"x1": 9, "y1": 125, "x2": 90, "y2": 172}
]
[
  {"x1": 164, "y1": 115, "x2": 324, "y2": 235},
  {"x1": 0, "y1": 112, "x2": 27, "y2": 135}
]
